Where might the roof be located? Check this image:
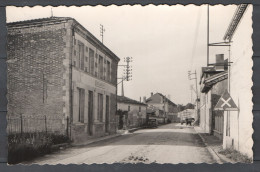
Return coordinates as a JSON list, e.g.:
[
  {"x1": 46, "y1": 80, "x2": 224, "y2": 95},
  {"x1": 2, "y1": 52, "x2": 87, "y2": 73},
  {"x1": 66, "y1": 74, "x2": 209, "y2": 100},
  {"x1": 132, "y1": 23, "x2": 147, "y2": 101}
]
[
  {"x1": 117, "y1": 96, "x2": 147, "y2": 106},
  {"x1": 200, "y1": 67, "x2": 219, "y2": 83},
  {"x1": 7, "y1": 17, "x2": 120, "y2": 62},
  {"x1": 201, "y1": 71, "x2": 228, "y2": 93},
  {"x1": 146, "y1": 93, "x2": 177, "y2": 106},
  {"x1": 223, "y1": 4, "x2": 248, "y2": 41},
  {"x1": 205, "y1": 71, "x2": 228, "y2": 84},
  {"x1": 199, "y1": 63, "x2": 228, "y2": 84},
  {"x1": 7, "y1": 17, "x2": 72, "y2": 27}
]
